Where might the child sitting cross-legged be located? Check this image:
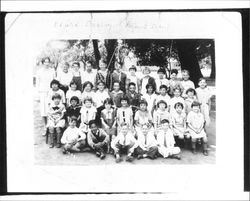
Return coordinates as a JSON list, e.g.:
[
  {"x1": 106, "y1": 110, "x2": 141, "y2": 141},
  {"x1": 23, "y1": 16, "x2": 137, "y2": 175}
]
[
  {"x1": 87, "y1": 120, "x2": 109, "y2": 159},
  {"x1": 111, "y1": 123, "x2": 138, "y2": 163},
  {"x1": 61, "y1": 116, "x2": 87, "y2": 154},
  {"x1": 156, "y1": 119, "x2": 181, "y2": 160}
]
